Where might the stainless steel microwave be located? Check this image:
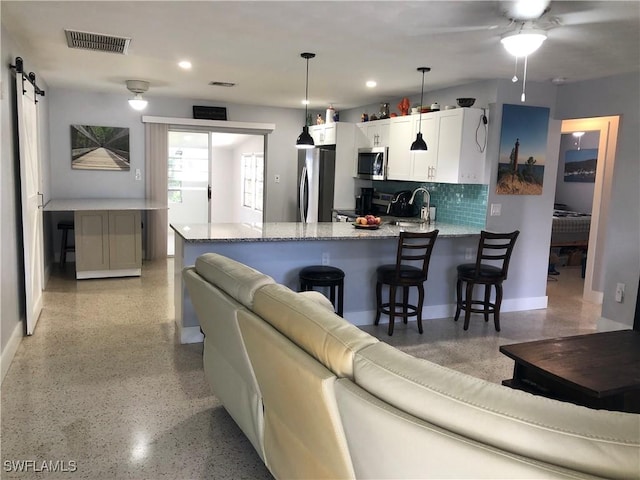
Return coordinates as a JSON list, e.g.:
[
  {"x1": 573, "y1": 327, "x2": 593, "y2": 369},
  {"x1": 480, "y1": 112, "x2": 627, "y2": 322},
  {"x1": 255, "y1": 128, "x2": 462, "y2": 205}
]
[{"x1": 357, "y1": 147, "x2": 387, "y2": 180}]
